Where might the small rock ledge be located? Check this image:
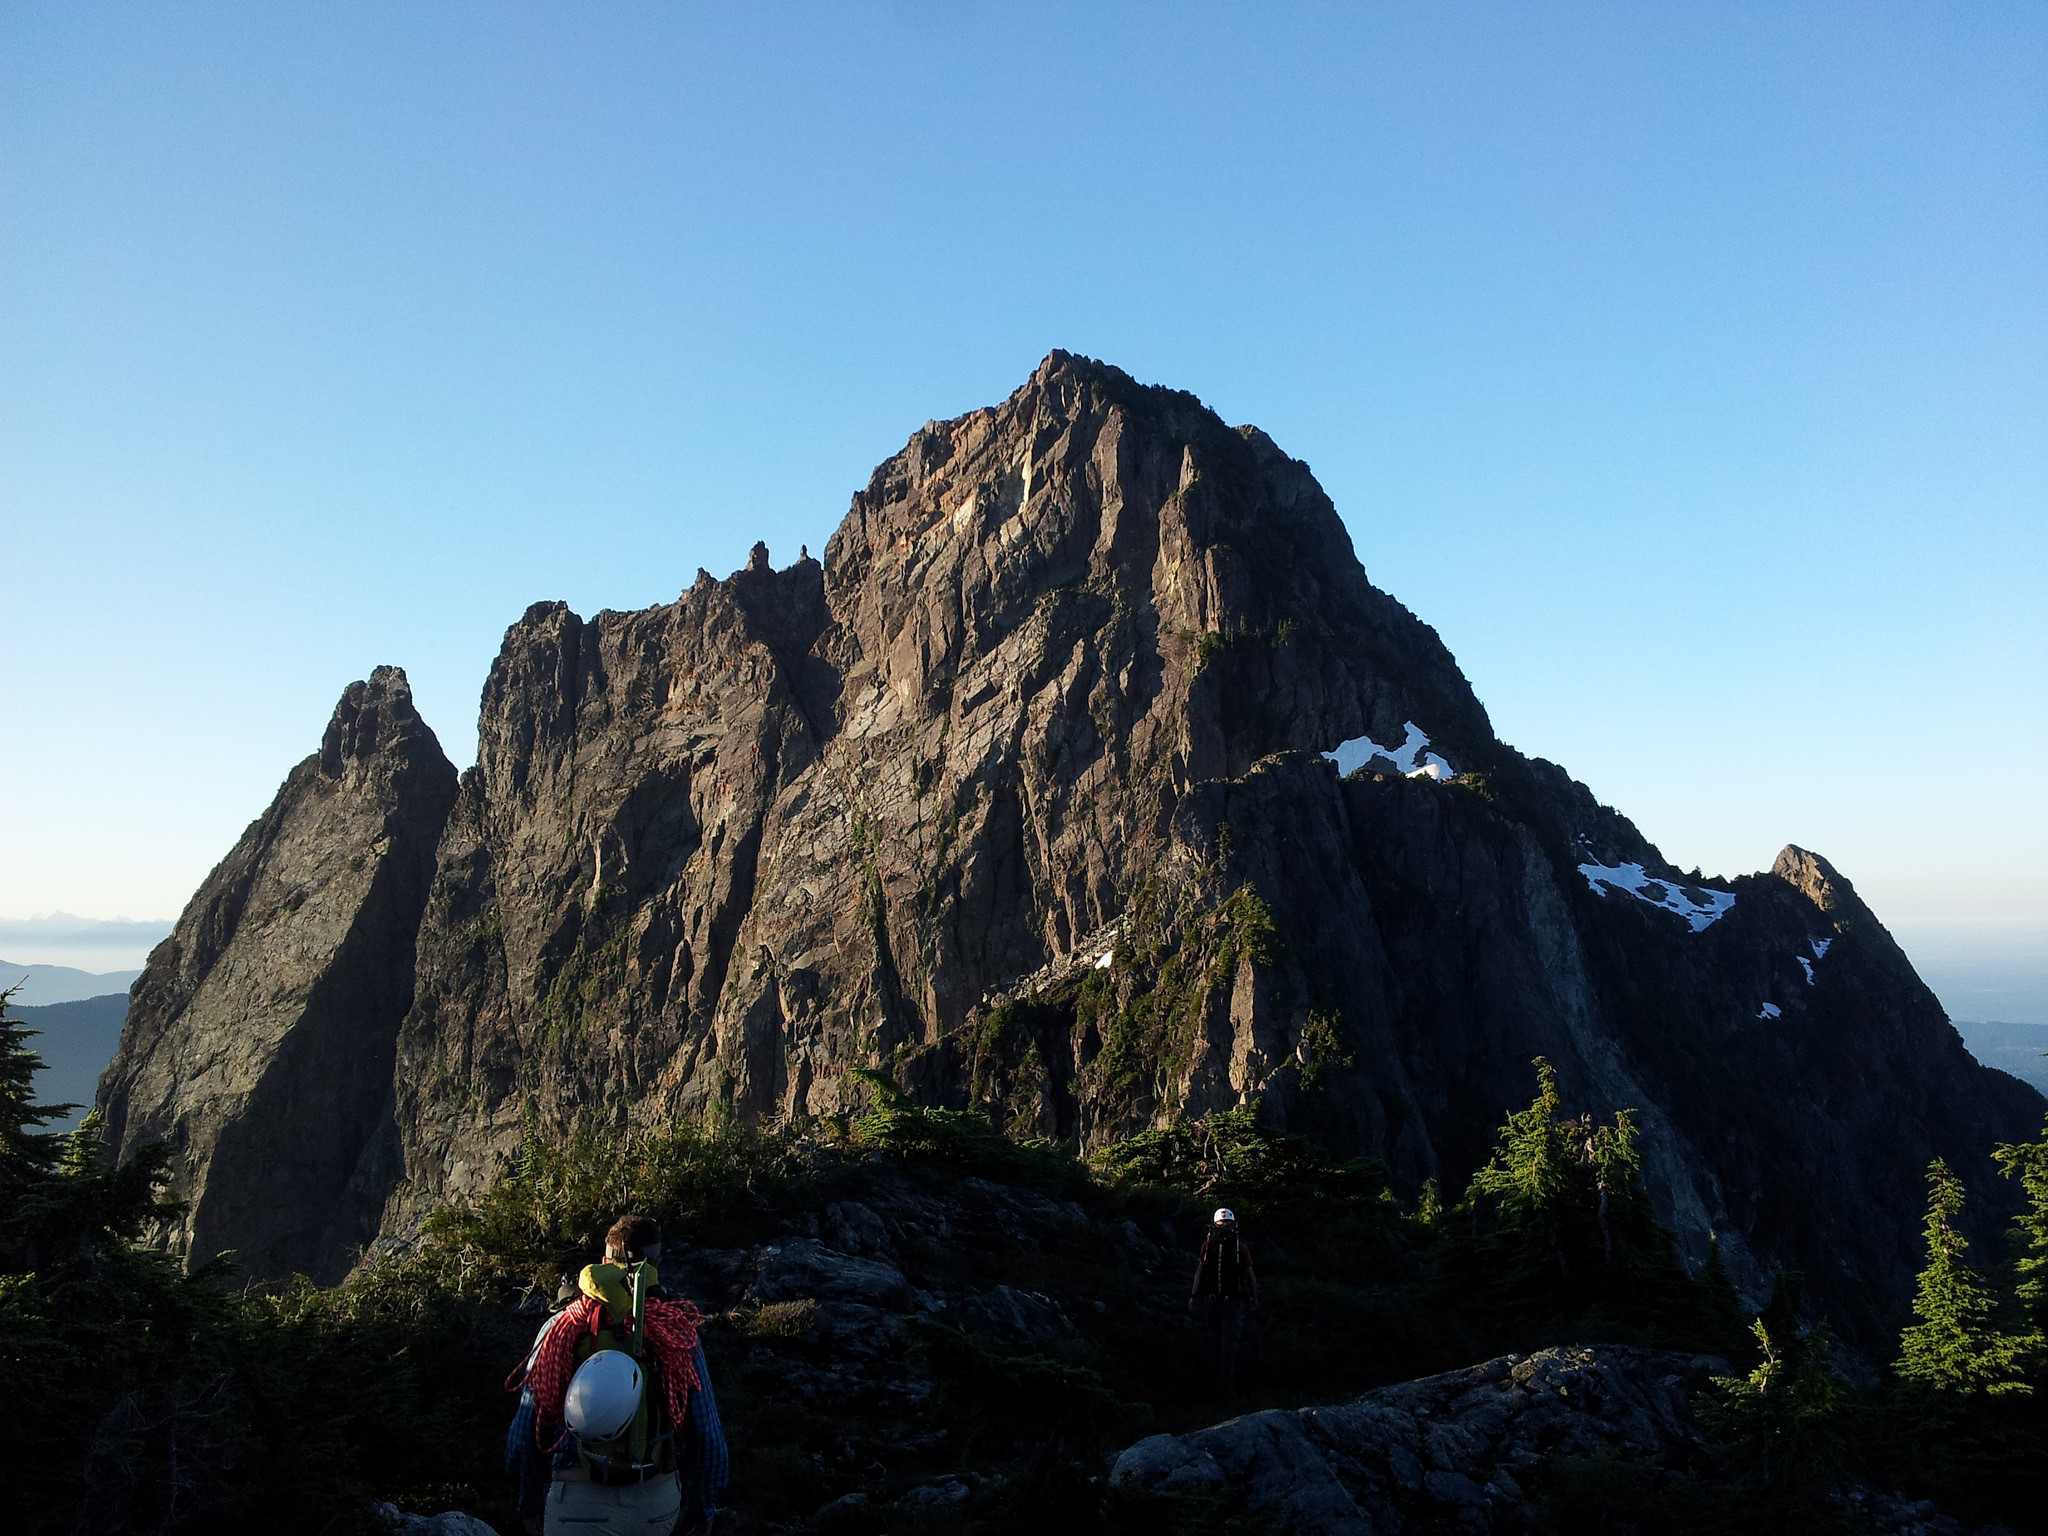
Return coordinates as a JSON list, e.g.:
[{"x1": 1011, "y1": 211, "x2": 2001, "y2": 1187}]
[{"x1": 1110, "y1": 1344, "x2": 1723, "y2": 1535}]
